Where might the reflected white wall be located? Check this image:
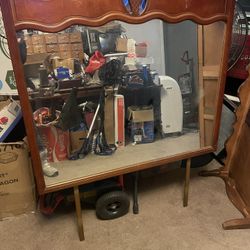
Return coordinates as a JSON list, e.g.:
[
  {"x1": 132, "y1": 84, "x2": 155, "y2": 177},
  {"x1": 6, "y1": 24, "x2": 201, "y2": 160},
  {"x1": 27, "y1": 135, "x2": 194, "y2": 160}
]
[{"x1": 121, "y1": 20, "x2": 166, "y2": 75}]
